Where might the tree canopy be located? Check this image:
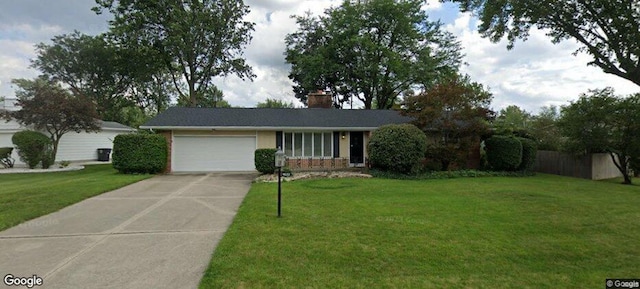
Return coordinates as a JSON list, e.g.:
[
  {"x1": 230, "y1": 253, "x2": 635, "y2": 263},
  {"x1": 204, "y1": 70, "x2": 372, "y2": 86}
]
[
  {"x1": 285, "y1": 0, "x2": 463, "y2": 109},
  {"x1": 32, "y1": 32, "x2": 137, "y2": 122},
  {"x1": 449, "y1": 0, "x2": 640, "y2": 87},
  {"x1": 8, "y1": 78, "x2": 101, "y2": 163},
  {"x1": 256, "y1": 98, "x2": 295, "y2": 108},
  {"x1": 529, "y1": 105, "x2": 563, "y2": 151},
  {"x1": 403, "y1": 74, "x2": 493, "y2": 170},
  {"x1": 176, "y1": 85, "x2": 231, "y2": 108},
  {"x1": 94, "y1": 0, "x2": 255, "y2": 107},
  {"x1": 558, "y1": 88, "x2": 640, "y2": 184},
  {"x1": 493, "y1": 105, "x2": 531, "y2": 136}
]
